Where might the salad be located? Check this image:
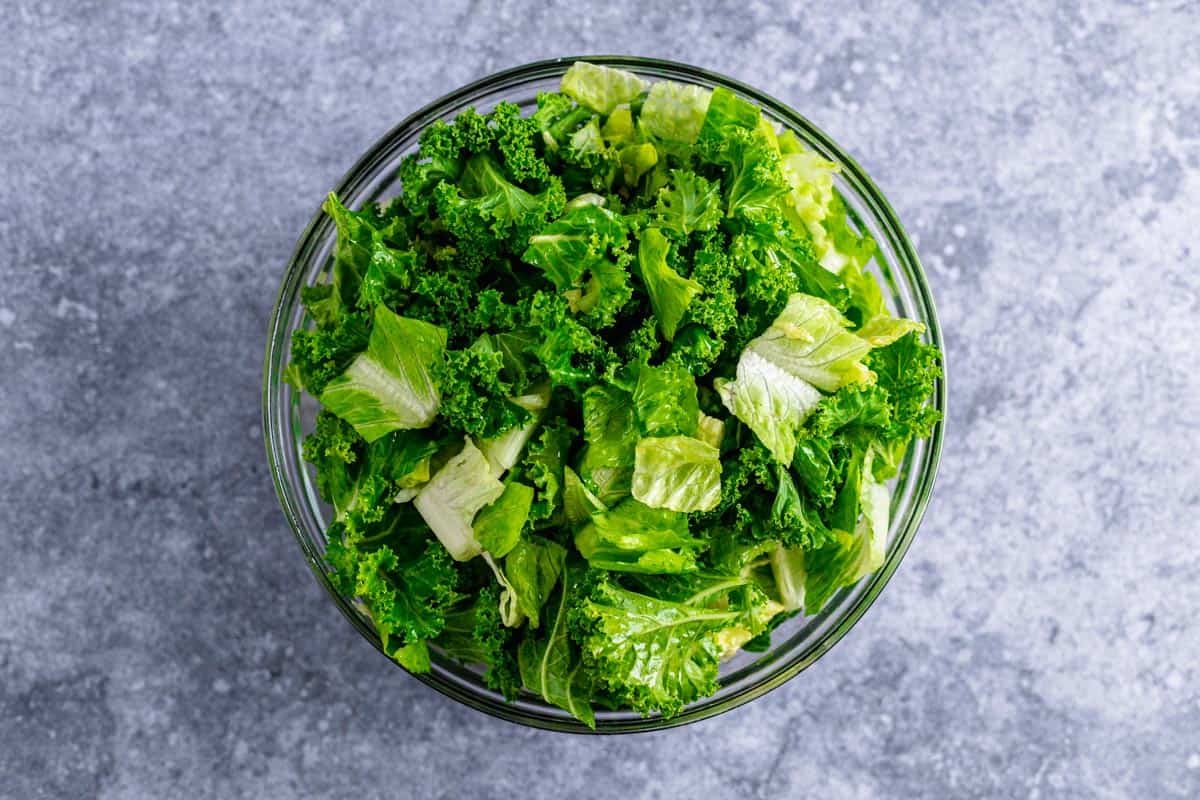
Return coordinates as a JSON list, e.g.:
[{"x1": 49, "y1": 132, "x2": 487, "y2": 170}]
[{"x1": 287, "y1": 61, "x2": 941, "y2": 726}]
